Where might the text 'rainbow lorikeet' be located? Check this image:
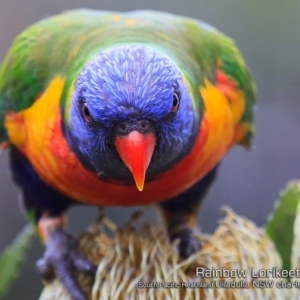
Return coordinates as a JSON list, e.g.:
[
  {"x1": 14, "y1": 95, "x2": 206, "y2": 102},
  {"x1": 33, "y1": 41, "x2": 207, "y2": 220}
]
[{"x1": 0, "y1": 9, "x2": 256, "y2": 300}]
